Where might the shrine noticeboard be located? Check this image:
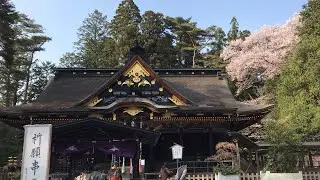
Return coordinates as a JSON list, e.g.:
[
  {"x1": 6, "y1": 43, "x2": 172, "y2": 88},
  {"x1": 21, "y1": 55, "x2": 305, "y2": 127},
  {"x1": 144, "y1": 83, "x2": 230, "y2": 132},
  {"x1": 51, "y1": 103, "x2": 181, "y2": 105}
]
[
  {"x1": 21, "y1": 124, "x2": 52, "y2": 180},
  {"x1": 170, "y1": 144, "x2": 183, "y2": 160}
]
